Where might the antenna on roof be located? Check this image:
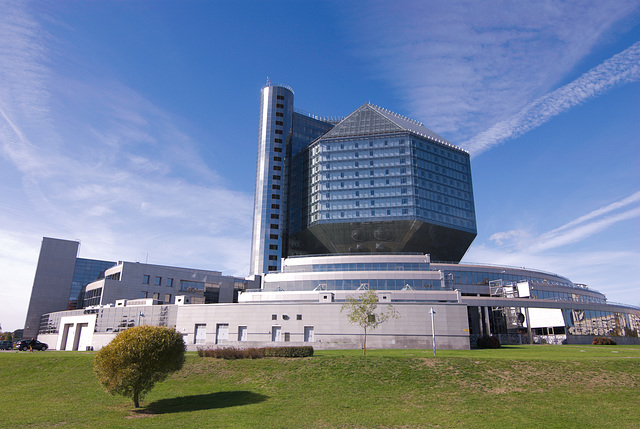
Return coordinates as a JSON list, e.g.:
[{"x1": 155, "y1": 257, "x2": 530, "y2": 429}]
[{"x1": 266, "y1": 76, "x2": 271, "y2": 87}]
